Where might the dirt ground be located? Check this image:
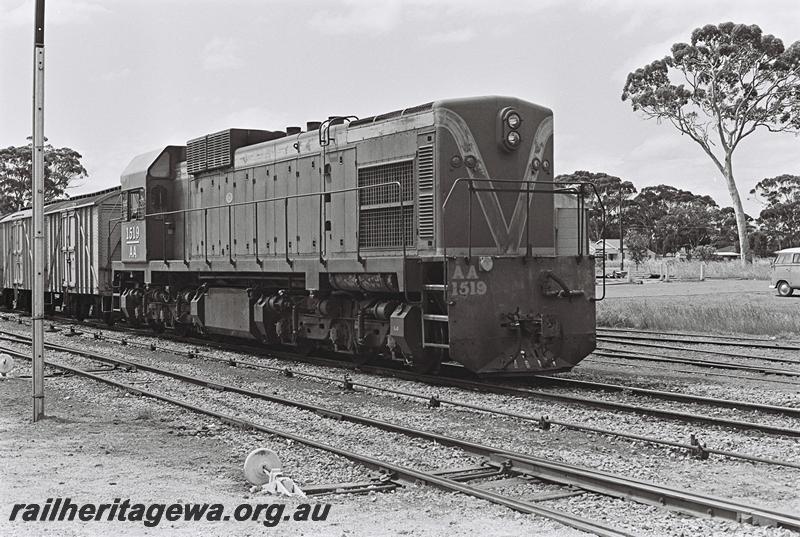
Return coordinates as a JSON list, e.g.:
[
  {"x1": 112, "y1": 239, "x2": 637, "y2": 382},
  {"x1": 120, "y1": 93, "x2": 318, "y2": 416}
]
[{"x1": 0, "y1": 365, "x2": 582, "y2": 537}]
